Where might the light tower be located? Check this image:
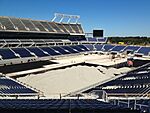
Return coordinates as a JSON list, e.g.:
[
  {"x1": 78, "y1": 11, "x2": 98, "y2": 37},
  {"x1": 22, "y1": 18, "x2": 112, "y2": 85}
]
[{"x1": 51, "y1": 13, "x2": 80, "y2": 24}]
